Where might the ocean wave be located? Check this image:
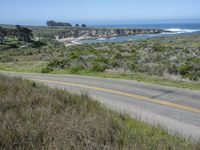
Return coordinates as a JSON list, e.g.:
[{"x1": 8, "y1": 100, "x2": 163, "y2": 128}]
[
  {"x1": 109, "y1": 37, "x2": 116, "y2": 40},
  {"x1": 148, "y1": 34, "x2": 158, "y2": 37},
  {"x1": 97, "y1": 38, "x2": 106, "y2": 40},
  {"x1": 164, "y1": 28, "x2": 200, "y2": 34}
]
